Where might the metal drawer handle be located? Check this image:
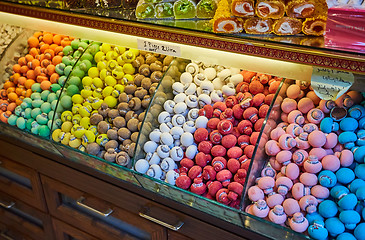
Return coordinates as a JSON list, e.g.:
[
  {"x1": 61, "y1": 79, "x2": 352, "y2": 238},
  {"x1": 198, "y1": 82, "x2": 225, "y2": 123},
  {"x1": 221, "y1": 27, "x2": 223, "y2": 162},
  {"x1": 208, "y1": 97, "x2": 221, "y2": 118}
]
[
  {"x1": 0, "y1": 200, "x2": 15, "y2": 209},
  {"x1": 76, "y1": 197, "x2": 113, "y2": 217},
  {"x1": 139, "y1": 209, "x2": 184, "y2": 231},
  {"x1": 0, "y1": 231, "x2": 15, "y2": 240}
]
